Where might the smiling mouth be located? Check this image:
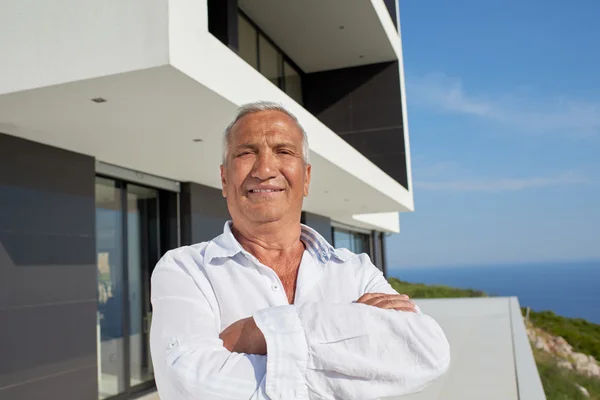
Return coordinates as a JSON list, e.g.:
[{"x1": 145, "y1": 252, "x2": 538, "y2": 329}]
[{"x1": 248, "y1": 189, "x2": 284, "y2": 193}]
